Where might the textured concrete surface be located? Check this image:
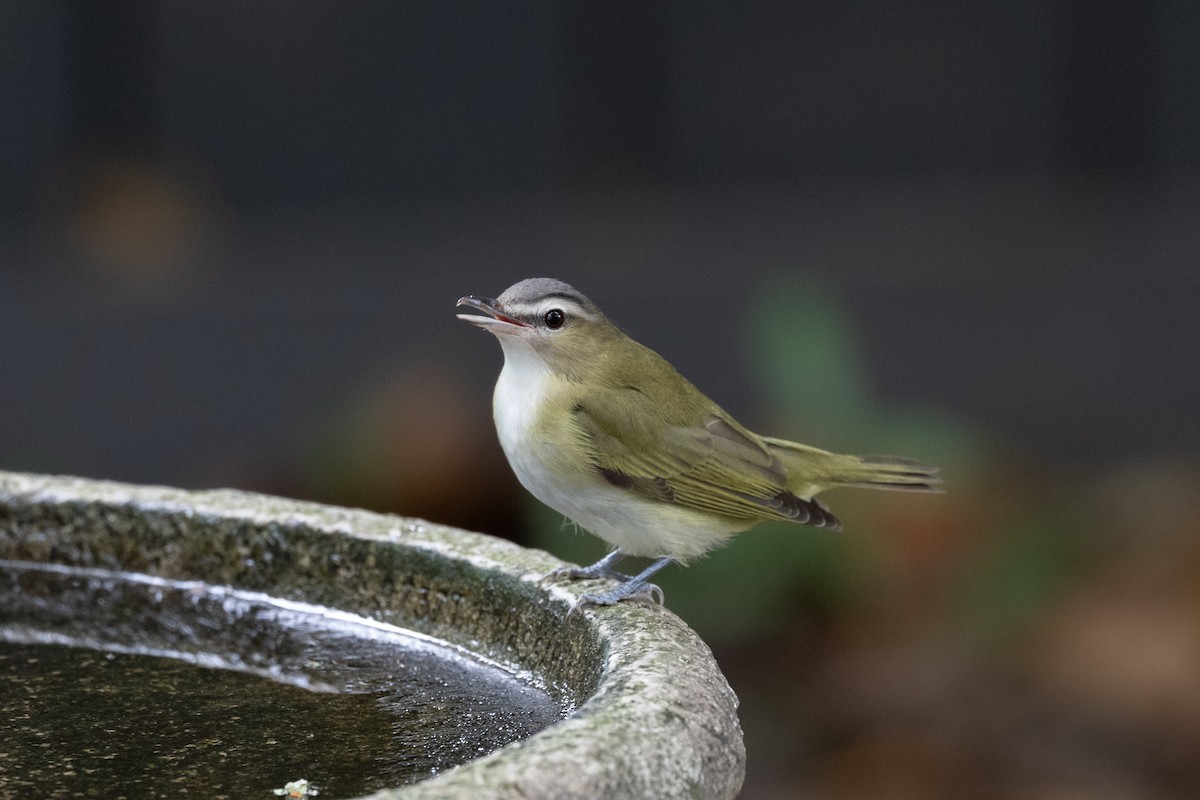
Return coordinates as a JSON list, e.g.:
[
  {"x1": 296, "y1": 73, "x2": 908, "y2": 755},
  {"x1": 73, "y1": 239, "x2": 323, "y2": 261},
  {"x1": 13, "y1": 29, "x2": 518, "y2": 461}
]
[{"x1": 0, "y1": 471, "x2": 745, "y2": 799}]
